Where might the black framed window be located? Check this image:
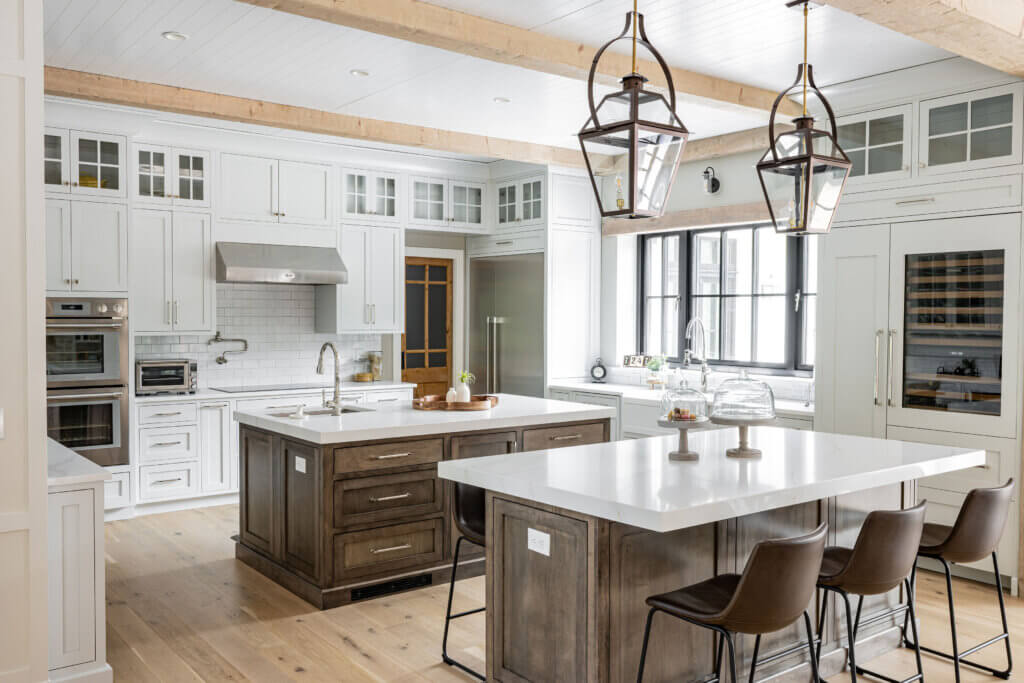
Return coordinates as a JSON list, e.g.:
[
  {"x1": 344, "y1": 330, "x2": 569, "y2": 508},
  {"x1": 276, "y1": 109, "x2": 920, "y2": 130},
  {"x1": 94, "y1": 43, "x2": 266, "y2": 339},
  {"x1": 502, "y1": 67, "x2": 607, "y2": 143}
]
[{"x1": 639, "y1": 225, "x2": 817, "y2": 372}]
